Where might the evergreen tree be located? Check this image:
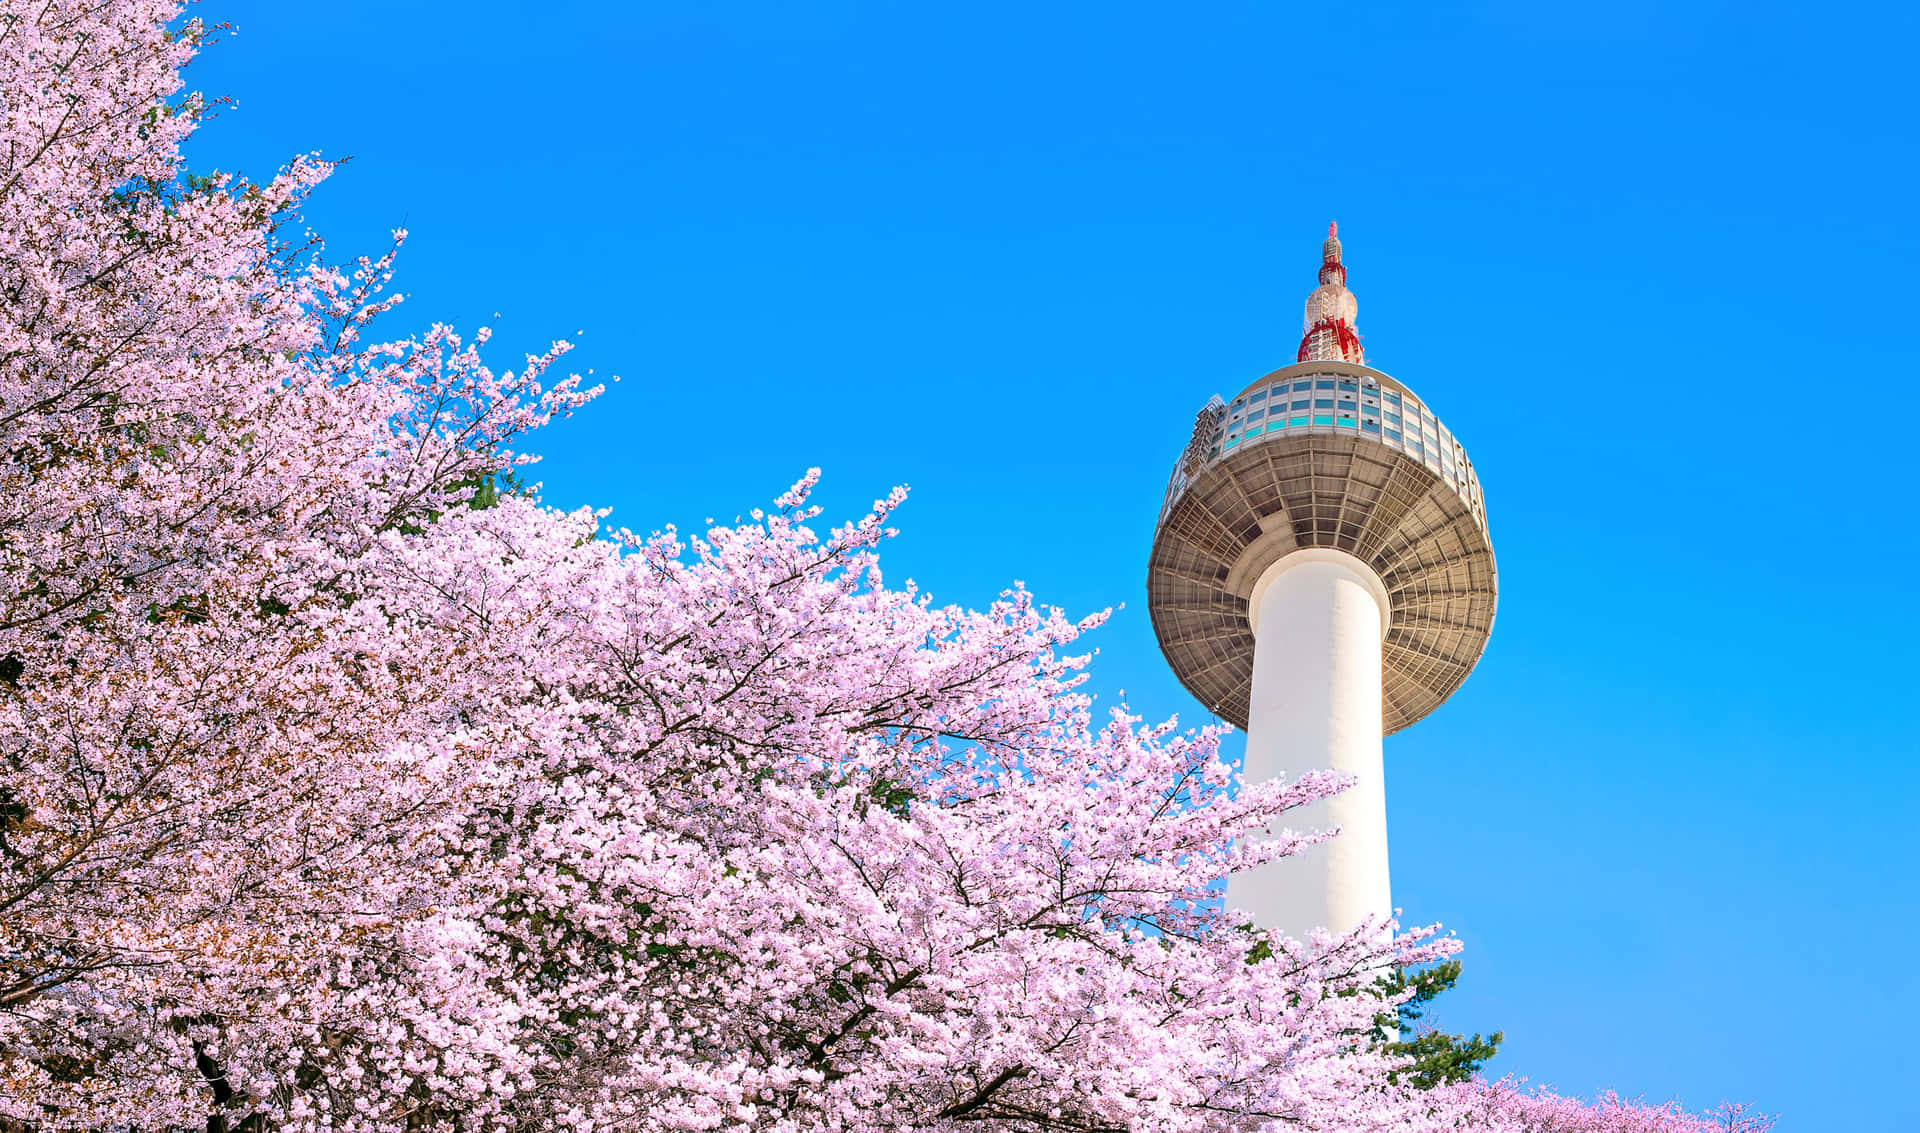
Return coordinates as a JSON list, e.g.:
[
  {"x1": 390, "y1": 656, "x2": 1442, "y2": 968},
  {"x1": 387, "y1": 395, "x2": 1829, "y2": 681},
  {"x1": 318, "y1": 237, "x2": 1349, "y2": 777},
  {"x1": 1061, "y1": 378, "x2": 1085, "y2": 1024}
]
[{"x1": 1369, "y1": 960, "x2": 1503, "y2": 1089}]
